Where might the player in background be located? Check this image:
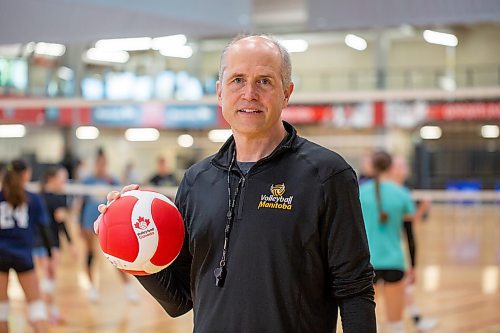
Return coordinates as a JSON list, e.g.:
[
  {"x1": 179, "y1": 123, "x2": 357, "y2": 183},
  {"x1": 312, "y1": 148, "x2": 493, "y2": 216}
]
[
  {"x1": 0, "y1": 160, "x2": 52, "y2": 333},
  {"x1": 148, "y1": 157, "x2": 177, "y2": 187},
  {"x1": 33, "y1": 165, "x2": 77, "y2": 325},
  {"x1": 390, "y1": 156, "x2": 438, "y2": 332},
  {"x1": 360, "y1": 151, "x2": 414, "y2": 333},
  {"x1": 77, "y1": 149, "x2": 139, "y2": 302}
]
